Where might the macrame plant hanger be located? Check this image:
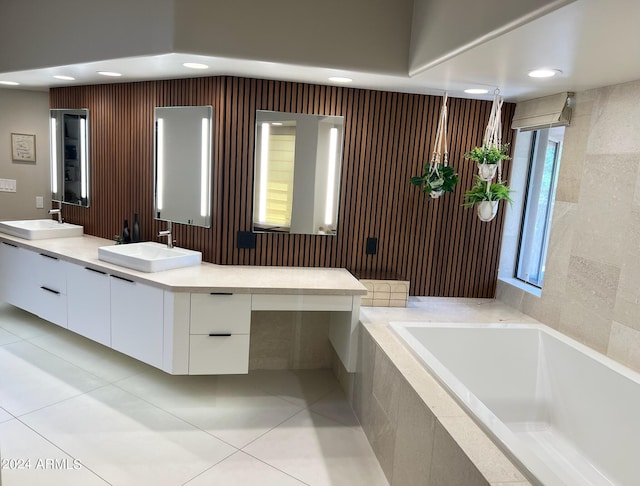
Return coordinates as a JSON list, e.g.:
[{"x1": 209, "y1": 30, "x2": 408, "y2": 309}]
[
  {"x1": 476, "y1": 89, "x2": 504, "y2": 221},
  {"x1": 427, "y1": 92, "x2": 449, "y2": 199}
]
